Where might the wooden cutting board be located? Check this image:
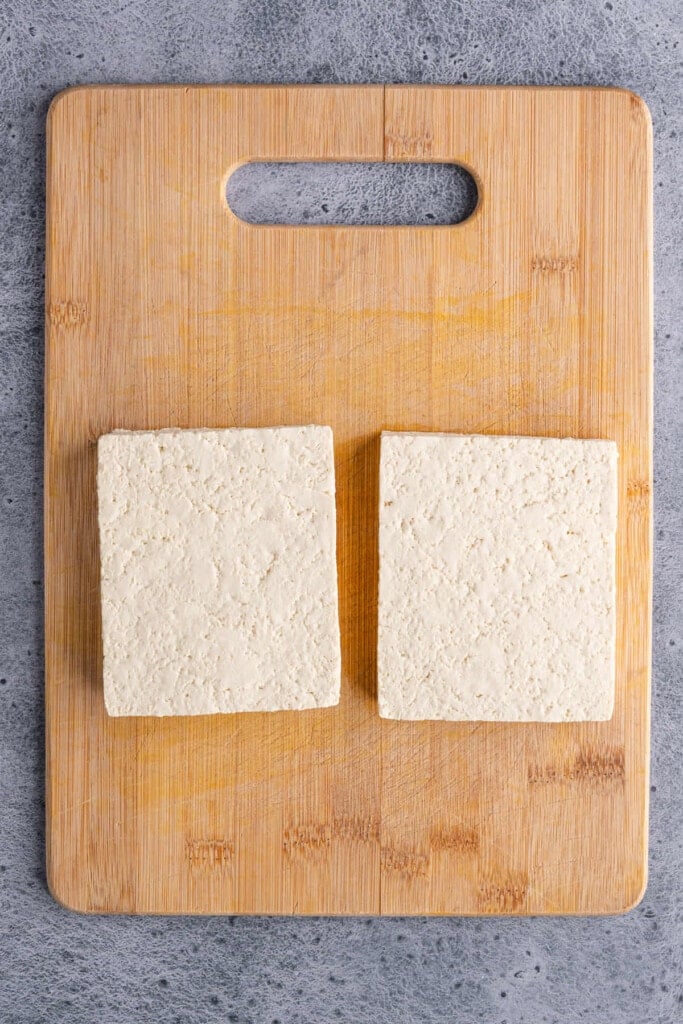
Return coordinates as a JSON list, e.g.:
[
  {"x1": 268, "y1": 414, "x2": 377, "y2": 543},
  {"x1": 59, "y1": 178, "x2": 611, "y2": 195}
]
[{"x1": 45, "y1": 85, "x2": 652, "y2": 915}]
